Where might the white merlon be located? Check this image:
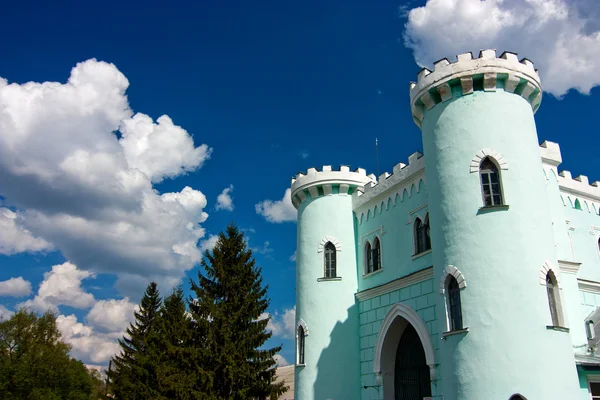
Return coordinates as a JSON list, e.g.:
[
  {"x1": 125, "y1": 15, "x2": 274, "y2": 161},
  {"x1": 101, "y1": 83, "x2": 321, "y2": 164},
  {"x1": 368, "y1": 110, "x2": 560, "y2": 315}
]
[
  {"x1": 323, "y1": 184, "x2": 333, "y2": 196},
  {"x1": 557, "y1": 169, "x2": 600, "y2": 202},
  {"x1": 540, "y1": 141, "x2": 562, "y2": 166},
  {"x1": 410, "y1": 49, "x2": 542, "y2": 126}
]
